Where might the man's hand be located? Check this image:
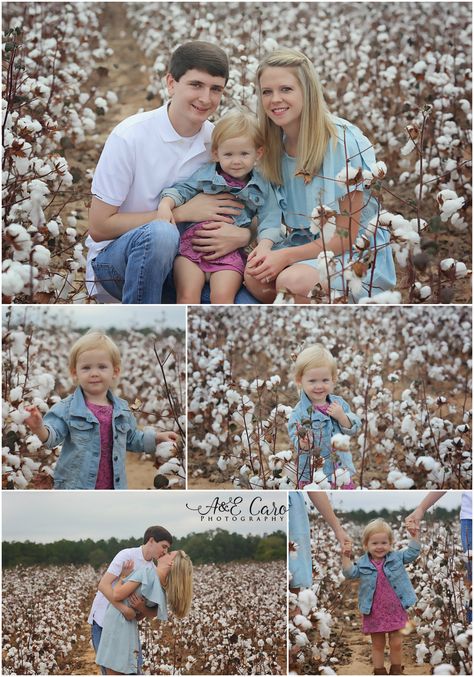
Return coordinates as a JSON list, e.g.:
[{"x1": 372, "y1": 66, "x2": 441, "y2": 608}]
[
  {"x1": 174, "y1": 192, "x2": 243, "y2": 224},
  {"x1": 156, "y1": 199, "x2": 176, "y2": 225},
  {"x1": 341, "y1": 539, "x2": 352, "y2": 558},
  {"x1": 191, "y1": 221, "x2": 251, "y2": 260},
  {"x1": 120, "y1": 605, "x2": 137, "y2": 621}
]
